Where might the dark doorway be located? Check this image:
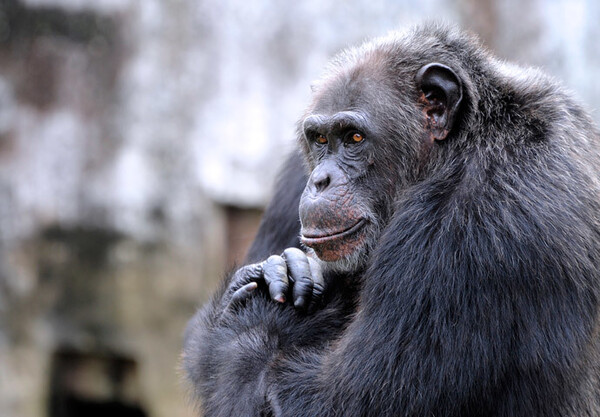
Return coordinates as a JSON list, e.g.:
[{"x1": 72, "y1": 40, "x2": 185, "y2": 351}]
[{"x1": 49, "y1": 349, "x2": 147, "y2": 417}]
